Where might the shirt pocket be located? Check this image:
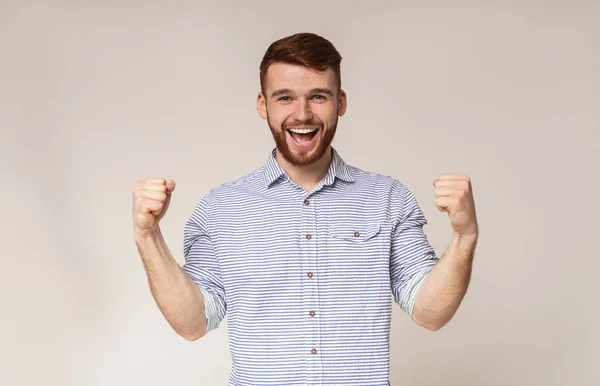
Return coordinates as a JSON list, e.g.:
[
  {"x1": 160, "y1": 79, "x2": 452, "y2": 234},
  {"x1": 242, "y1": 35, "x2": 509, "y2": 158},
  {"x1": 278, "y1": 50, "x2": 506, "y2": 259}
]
[
  {"x1": 327, "y1": 221, "x2": 389, "y2": 278},
  {"x1": 330, "y1": 221, "x2": 382, "y2": 242}
]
